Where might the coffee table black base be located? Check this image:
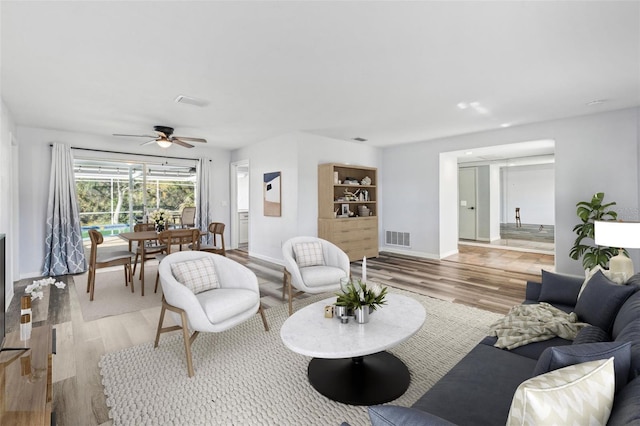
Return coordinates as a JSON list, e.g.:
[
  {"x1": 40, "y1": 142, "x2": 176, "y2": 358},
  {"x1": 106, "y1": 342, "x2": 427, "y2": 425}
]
[{"x1": 307, "y1": 351, "x2": 410, "y2": 406}]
